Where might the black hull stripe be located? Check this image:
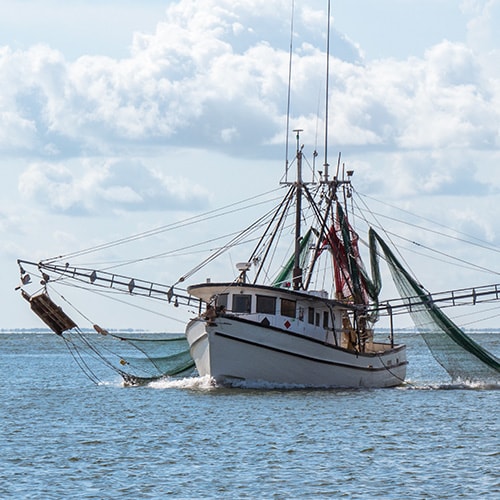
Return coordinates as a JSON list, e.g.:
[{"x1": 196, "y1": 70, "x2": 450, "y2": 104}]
[
  {"x1": 214, "y1": 315, "x2": 406, "y2": 358},
  {"x1": 214, "y1": 331, "x2": 407, "y2": 373}
]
